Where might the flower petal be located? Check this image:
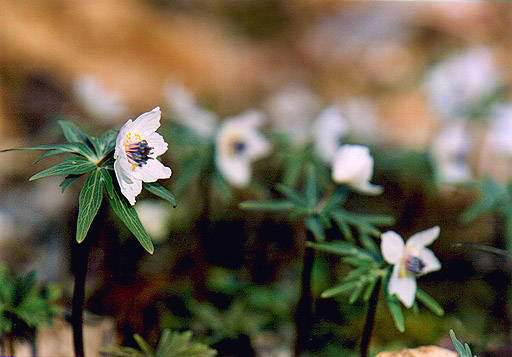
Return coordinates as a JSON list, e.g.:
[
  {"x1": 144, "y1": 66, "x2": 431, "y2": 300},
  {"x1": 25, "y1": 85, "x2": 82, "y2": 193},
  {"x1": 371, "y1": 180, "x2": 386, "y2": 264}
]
[
  {"x1": 132, "y1": 159, "x2": 172, "y2": 183},
  {"x1": 146, "y1": 132, "x2": 168, "y2": 157},
  {"x1": 115, "y1": 119, "x2": 133, "y2": 159},
  {"x1": 389, "y1": 264, "x2": 416, "y2": 308},
  {"x1": 381, "y1": 231, "x2": 405, "y2": 264},
  {"x1": 418, "y1": 248, "x2": 441, "y2": 275},
  {"x1": 131, "y1": 107, "x2": 162, "y2": 137},
  {"x1": 216, "y1": 153, "x2": 251, "y2": 187},
  {"x1": 353, "y1": 182, "x2": 383, "y2": 196},
  {"x1": 114, "y1": 159, "x2": 142, "y2": 205},
  {"x1": 407, "y1": 226, "x2": 440, "y2": 249}
]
